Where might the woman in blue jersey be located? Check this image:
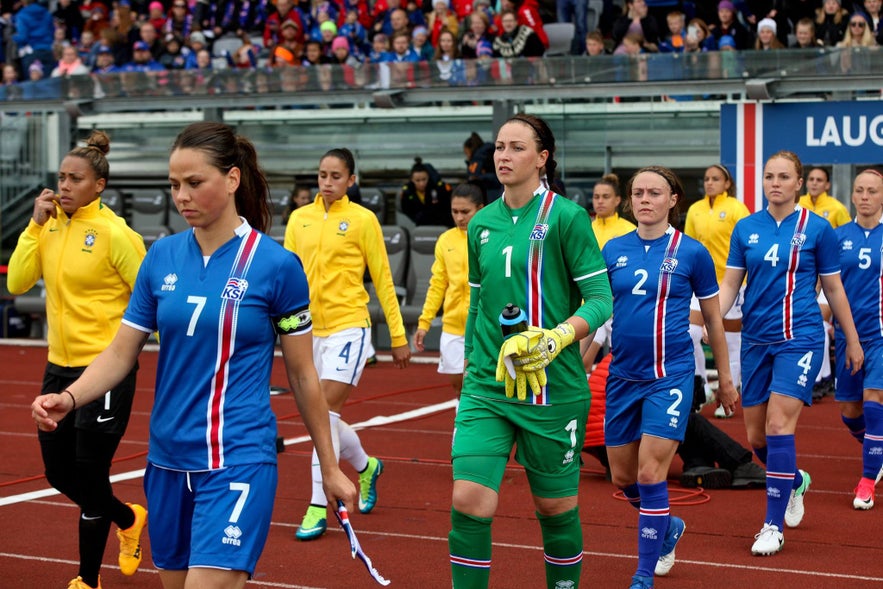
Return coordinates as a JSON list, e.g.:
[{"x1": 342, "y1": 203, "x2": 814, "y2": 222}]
[
  {"x1": 449, "y1": 113, "x2": 612, "y2": 589},
  {"x1": 31, "y1": 121, "x2": 356, "y2": 589},
  {"x1": 833, "y1": 168, "x2": 883, "y2": 510},
  {"x1": 9, "y1": 130, "x2": 147, "y2": 589},
  {"x1": 603, "y1": 166, "x2": 739, "y2": 589},
  {"x1": 719, "y1": 150, "x2": 863, "y2": 556}
]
